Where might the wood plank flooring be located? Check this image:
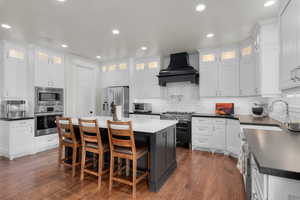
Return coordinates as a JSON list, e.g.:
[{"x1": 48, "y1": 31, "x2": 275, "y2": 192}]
[{"x1": 0, "y1": 148, "x2": 245, "y2": 200}]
